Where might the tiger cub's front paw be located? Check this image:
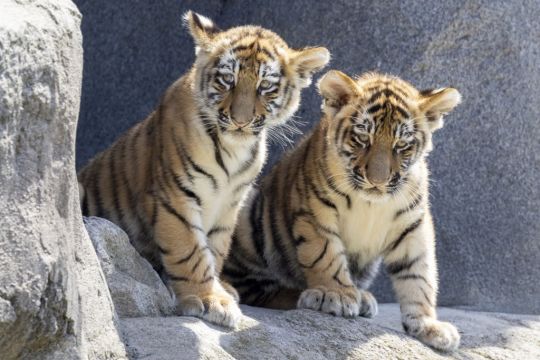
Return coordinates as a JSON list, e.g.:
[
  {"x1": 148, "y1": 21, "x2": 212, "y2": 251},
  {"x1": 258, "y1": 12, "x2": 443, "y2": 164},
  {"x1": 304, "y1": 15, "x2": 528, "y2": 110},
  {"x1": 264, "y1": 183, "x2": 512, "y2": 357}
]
[
  {"x1": 358, "y1": 289, "x2": 378, "y2": 318},
  {"x1": 178, "y1": 289, "x2": 242, "y2": 328},
  {"x1": 404, "y1": 317, "x2": 460, "y2": 351},
  {"x1": 298, "y1": 285, "x2": 368, "y2": 318}
]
